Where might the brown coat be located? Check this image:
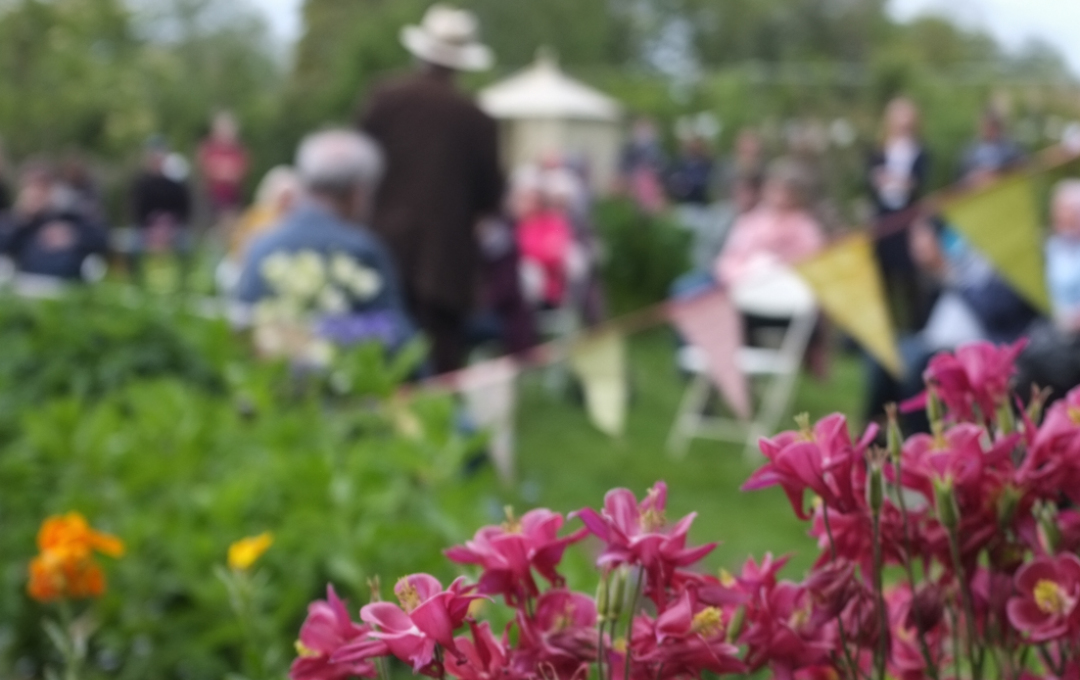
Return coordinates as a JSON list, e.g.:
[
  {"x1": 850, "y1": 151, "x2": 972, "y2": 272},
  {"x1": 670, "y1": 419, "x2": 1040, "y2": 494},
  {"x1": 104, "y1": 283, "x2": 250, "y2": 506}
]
[{"x1": 360, "y1": 73, "x2": 504, "y2": 312}]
